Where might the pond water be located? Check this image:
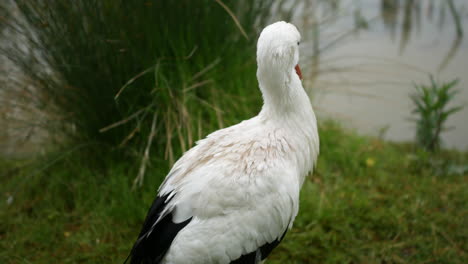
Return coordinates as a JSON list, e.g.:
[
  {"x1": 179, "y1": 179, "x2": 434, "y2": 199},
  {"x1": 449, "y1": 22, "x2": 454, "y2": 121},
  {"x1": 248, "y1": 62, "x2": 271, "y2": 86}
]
[{"x1": 292, "y1": 0, "x2": 468, "y2": 150}]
